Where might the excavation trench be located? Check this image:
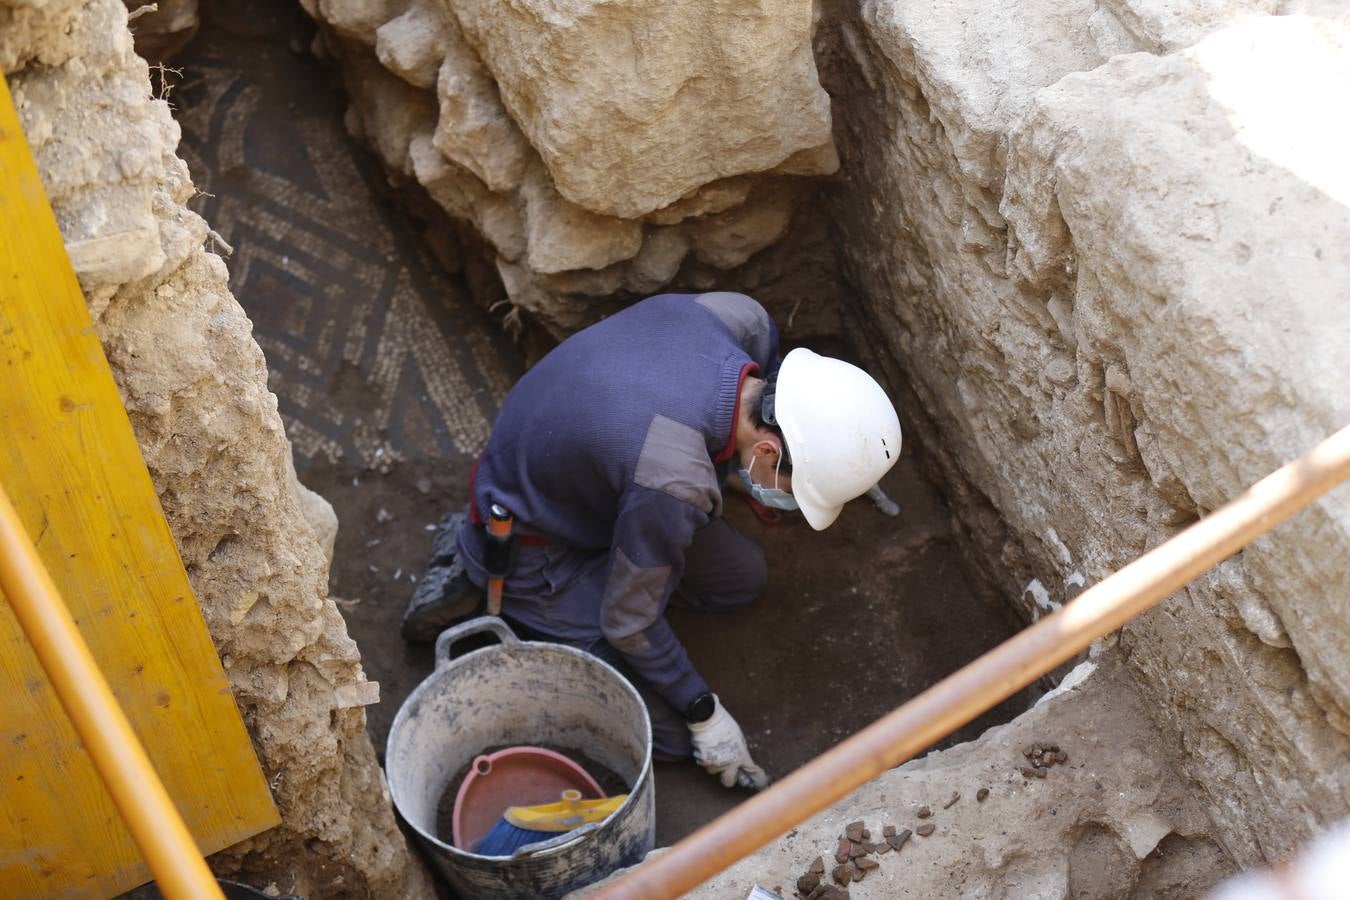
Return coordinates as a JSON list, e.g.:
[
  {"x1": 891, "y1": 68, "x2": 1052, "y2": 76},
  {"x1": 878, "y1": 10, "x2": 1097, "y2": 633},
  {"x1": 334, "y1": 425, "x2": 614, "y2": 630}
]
[
  {"x1": 171, "y1": 0, "x2": 1036, "y2": 862},
  {"x1": 106, "y1": 0, "x2": 1349, "y2": 895}
]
